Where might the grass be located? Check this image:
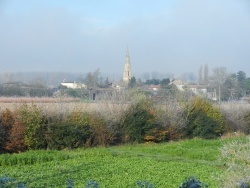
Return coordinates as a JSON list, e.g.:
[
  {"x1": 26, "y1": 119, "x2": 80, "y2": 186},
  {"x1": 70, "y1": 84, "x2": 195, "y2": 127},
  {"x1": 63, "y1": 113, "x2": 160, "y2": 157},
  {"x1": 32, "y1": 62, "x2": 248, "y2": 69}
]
[
  {"x1": 0, "y1": 137, "x2": 245, "y2": 187},
  {"x1": 0, "y1": 150, "x2": 70, "y2": 167}
]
